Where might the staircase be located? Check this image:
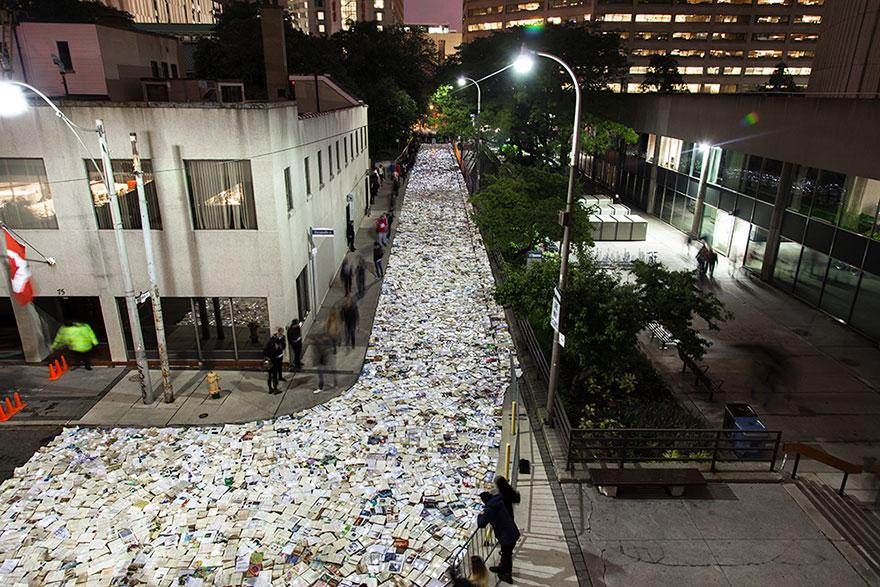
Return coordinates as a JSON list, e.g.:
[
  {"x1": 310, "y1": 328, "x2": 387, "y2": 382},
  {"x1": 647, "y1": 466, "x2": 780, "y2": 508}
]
[{"x1": 797, "y1": 477, "x2": 880, "y2": 584}]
